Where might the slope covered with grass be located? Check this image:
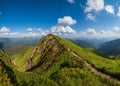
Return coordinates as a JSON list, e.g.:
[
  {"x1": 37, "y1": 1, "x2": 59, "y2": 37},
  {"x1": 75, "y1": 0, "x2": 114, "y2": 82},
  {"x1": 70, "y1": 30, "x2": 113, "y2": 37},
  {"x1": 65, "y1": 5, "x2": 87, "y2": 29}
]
[
  {"x1": 1, "y1": 34, "x2": 120, "y2": 86},
  {"x1": 59, "y1": 36, "x2": 120, "y2": 80},
  {"x1": 0, "y1": 50, "x2": 17, "y2": 86}
]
